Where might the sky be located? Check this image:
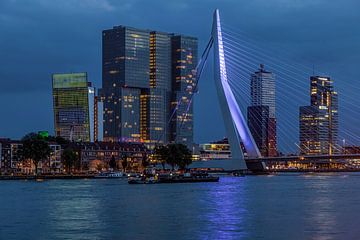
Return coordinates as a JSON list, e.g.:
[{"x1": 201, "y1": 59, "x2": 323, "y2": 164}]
[{"x1": 0, "y1": 0, "x2": 359, "y2": 152}]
